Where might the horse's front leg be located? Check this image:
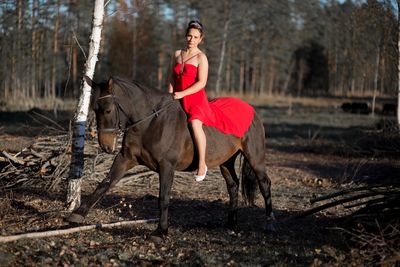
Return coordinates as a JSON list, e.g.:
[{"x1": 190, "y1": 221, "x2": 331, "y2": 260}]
[
  {"x1": 152, "y1": 161, "x2": 175, "y2": 237},
  {"x1": 67, "y1": 152, "x2": 137, "y2": 223}
]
